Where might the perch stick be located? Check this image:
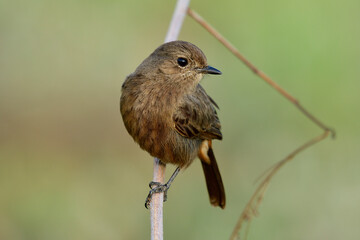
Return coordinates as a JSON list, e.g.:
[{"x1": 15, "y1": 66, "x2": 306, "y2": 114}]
[{"x1": 150, "y1": 1, "x2": 190, "y2": 240}]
